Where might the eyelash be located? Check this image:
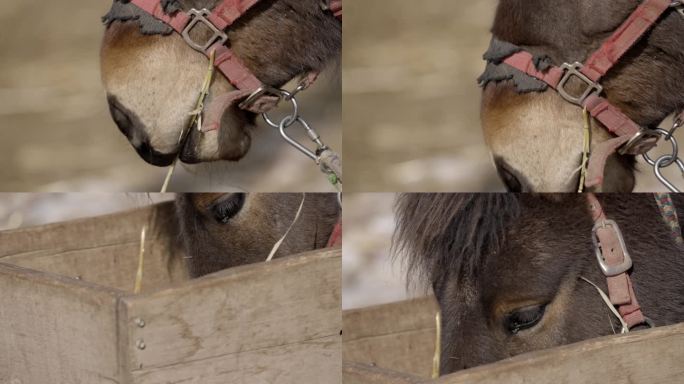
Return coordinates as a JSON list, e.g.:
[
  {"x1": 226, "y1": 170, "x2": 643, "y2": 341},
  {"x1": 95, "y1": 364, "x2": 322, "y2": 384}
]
[{"x1": 211, "y1": 194, "x2": 246, "y2": 224}]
